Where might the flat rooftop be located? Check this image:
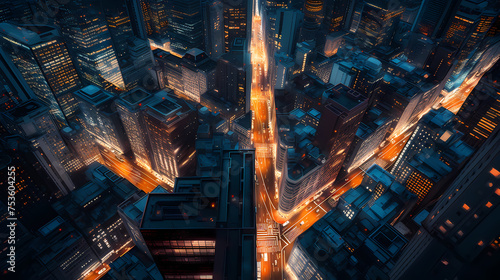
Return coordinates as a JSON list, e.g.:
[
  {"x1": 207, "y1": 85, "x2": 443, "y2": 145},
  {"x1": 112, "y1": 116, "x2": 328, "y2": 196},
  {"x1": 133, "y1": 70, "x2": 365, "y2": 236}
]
[
  {"x1": 120, "y1": 88, "x2": 152, "y2": 106},
  {"x1": 326, "y1": 84, "x2": 366, "y2": 111}
]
